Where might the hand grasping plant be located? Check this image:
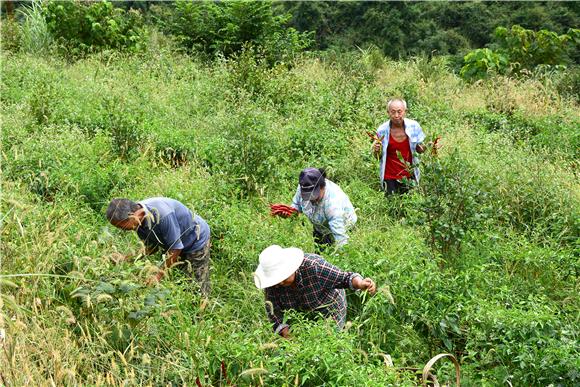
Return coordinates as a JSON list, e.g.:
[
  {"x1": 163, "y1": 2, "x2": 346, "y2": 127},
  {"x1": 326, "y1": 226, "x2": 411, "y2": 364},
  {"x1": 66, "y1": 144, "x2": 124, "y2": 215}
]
[
  {"x1": 352, "y1": 276, "x2": 377, "y2": 294},
  {"x1": 367, "y1": 131, "x2": 385, "y2": 159}
]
